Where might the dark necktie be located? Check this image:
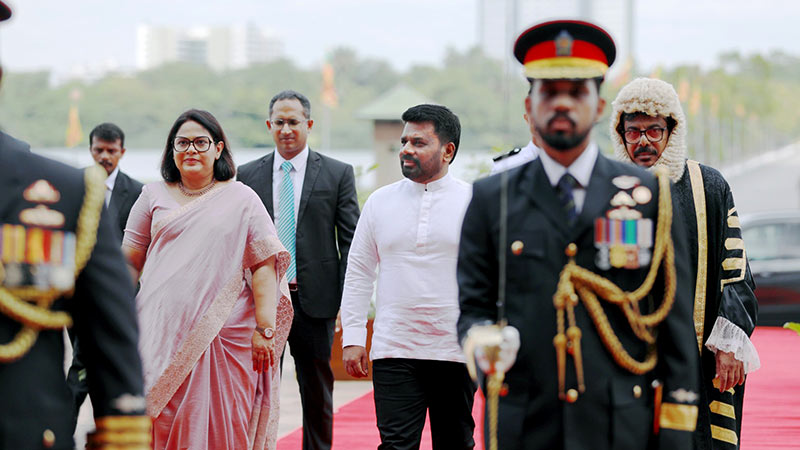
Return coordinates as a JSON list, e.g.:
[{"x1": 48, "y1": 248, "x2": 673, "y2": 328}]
[{"x1": 556, "y1": 173, "x2": 579, "y2": 226}]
